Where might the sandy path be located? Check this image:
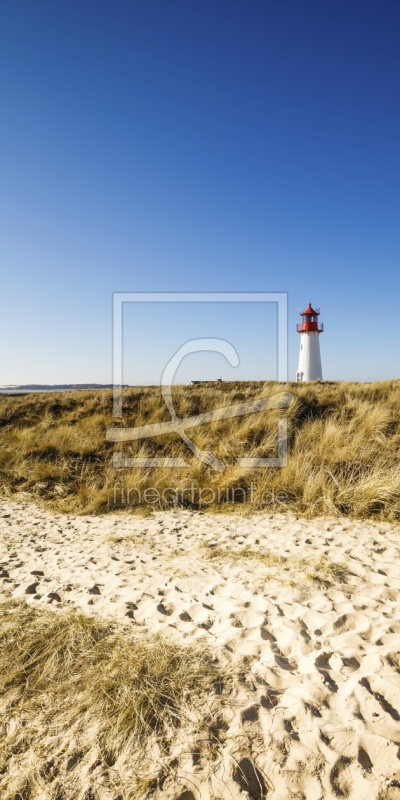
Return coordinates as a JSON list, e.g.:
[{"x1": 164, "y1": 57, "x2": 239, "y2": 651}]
[{"x1": 1, "y1": 500, "x2": 400, "y2": 799}]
